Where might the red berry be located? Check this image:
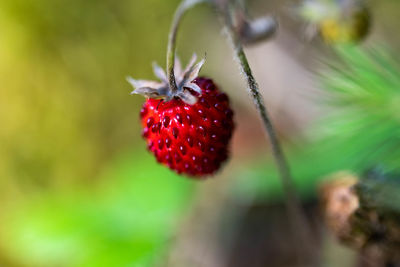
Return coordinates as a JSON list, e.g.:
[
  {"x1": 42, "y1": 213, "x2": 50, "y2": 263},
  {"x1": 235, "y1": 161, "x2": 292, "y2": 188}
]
[{"x1": 140, "y1": 77, "x2": 234, "y2": 177}]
